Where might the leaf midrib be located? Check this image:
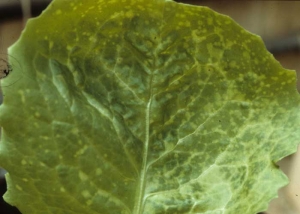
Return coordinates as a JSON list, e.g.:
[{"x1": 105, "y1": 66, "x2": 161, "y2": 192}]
[{"x1": 133, "y1": 71, "x2": 154, "y2": 214}]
